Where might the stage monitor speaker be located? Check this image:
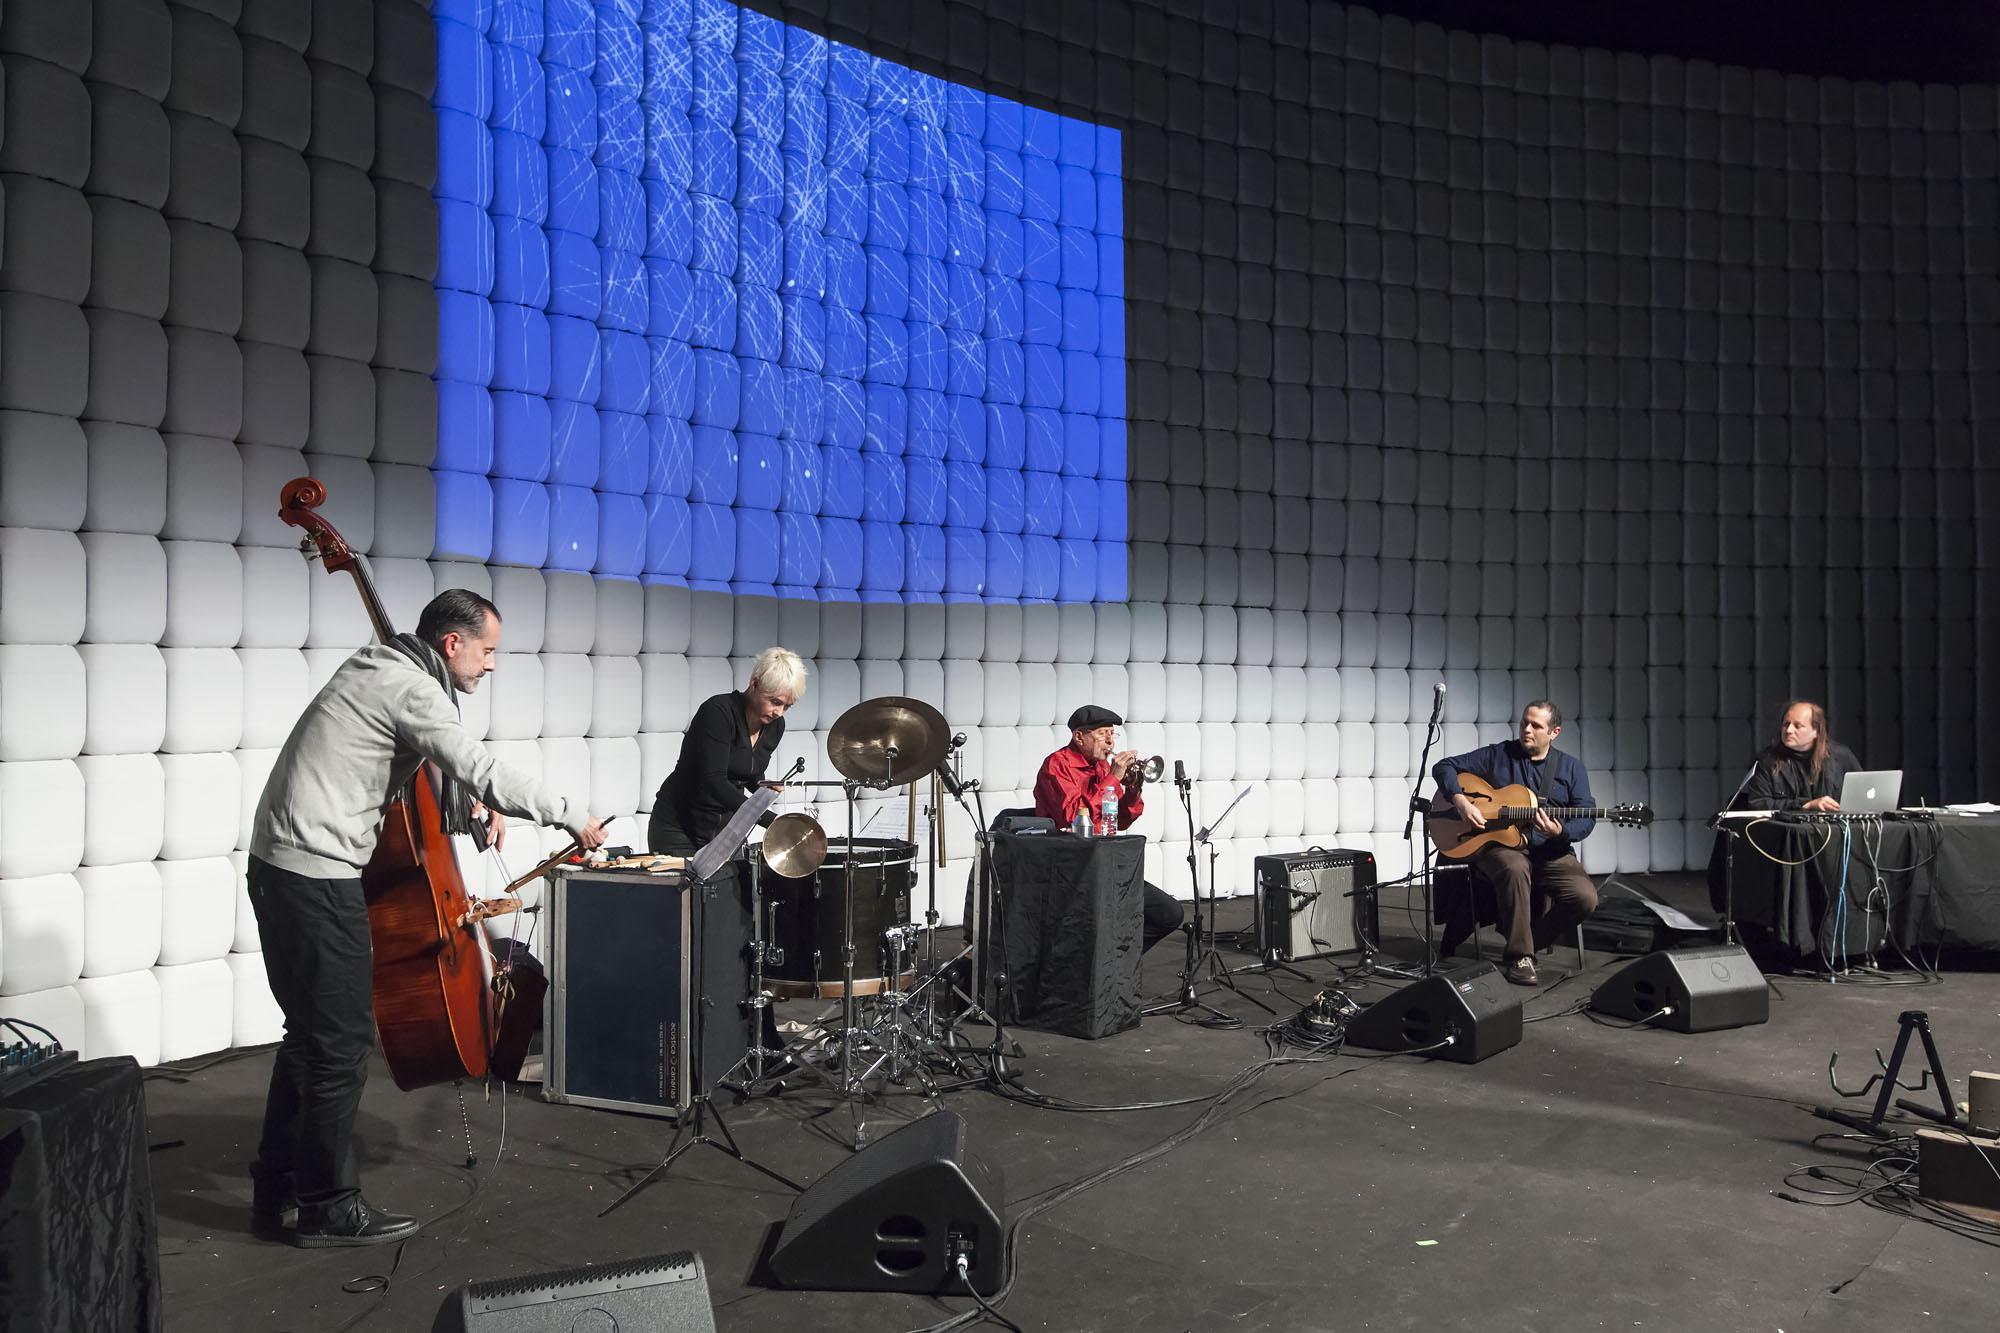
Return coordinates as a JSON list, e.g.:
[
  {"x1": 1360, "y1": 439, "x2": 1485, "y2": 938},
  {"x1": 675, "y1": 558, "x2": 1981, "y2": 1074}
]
[
  {"x1": 1589, "y1": 945, "x2": 1768, "y2": 1032},
  {"x1": 1344, "y1": 959, "x2": 1523, "y2": 1063},
  {"x1": 767, "y1": 1109, "x2": 1006, "y2": 1296},
  {"x1": 1253, "y1": 849, "x2": 1377, "y2": 962},
  {"x1": 430, "y1": 1251, "x2": 716, "y2": 1332}
]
